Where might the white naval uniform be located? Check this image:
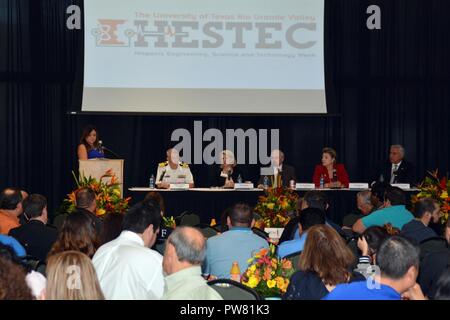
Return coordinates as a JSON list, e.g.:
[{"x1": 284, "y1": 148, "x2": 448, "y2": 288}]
[{"x1": 156, "y1": 161, "x2": 194, "y2": 185}]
